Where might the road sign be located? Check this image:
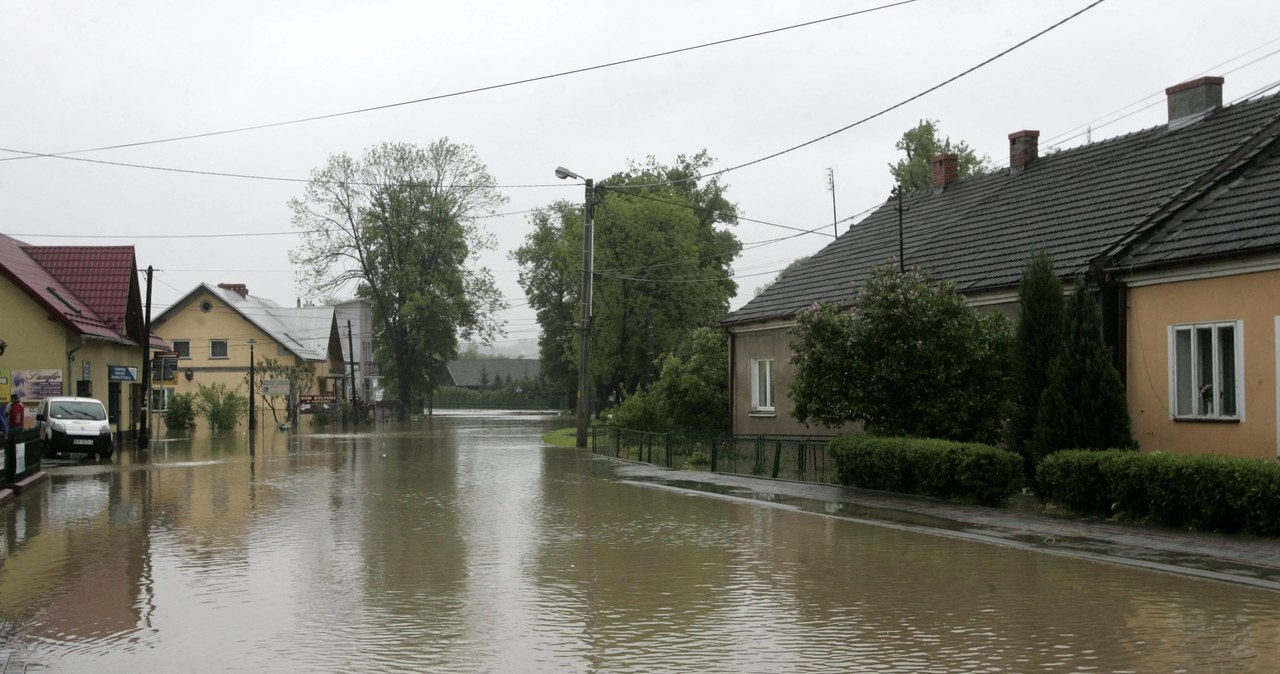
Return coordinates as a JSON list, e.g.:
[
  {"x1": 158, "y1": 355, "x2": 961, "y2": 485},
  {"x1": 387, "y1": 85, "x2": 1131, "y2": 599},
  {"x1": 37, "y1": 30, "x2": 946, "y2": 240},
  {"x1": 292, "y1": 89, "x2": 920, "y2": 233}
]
[{"x1": 261, "y1": 379, "x2": 290, "y2": 396}]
